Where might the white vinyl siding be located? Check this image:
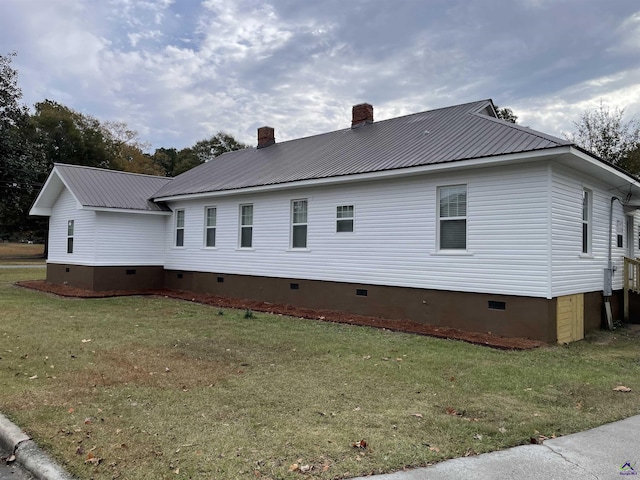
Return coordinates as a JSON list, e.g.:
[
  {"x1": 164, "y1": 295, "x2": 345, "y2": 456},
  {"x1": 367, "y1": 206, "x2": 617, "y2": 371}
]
[
  {"x1": 550, "y1": 164, "x2": 626, "y2": 296},
  {"x1": 164, "y1": 162, "x2": 552, "y2": 297},
  {"x1": 94, "y1": 212, "x2": 166, "y2": 266},
  {"x1": 47, "y1": 188, "x2": 96, "y2": 264}
]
